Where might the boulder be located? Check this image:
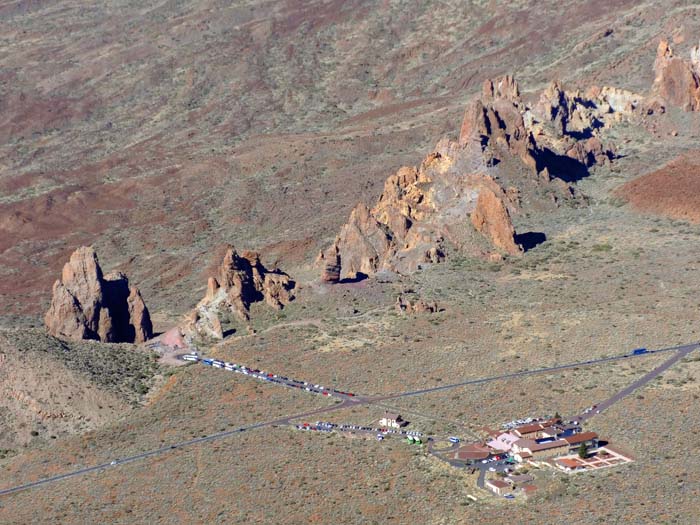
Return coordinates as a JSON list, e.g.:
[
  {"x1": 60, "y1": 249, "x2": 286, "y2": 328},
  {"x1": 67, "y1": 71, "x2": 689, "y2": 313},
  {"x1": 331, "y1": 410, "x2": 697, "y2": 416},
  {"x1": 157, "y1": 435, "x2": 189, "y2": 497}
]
[
  {"x1": 395, "y1": 294, "x2": 439, "y2": 314},
  {"x1": 44, "y1": 247, "x2": 152, "y2": 343}
]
